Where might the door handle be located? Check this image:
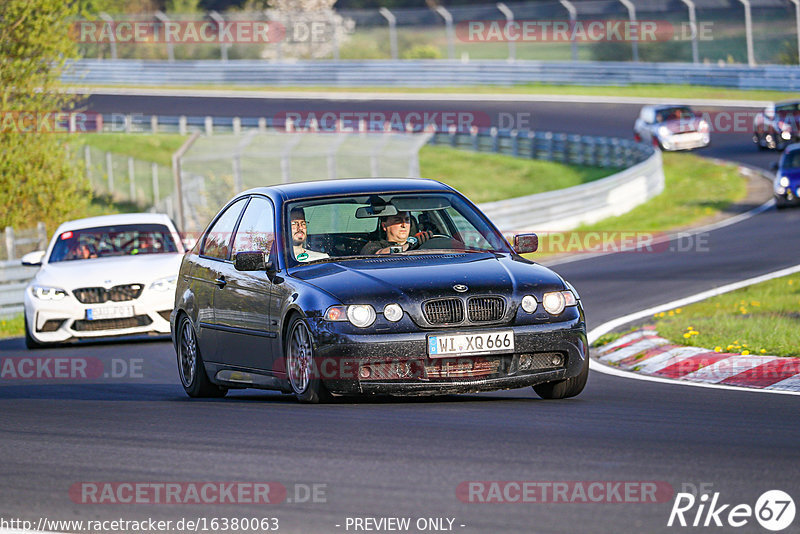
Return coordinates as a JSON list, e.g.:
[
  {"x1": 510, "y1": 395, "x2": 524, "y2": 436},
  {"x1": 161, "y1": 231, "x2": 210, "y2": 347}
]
[{"x1": 215, "y1": 276, "x2": 227, "y2": 288}]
